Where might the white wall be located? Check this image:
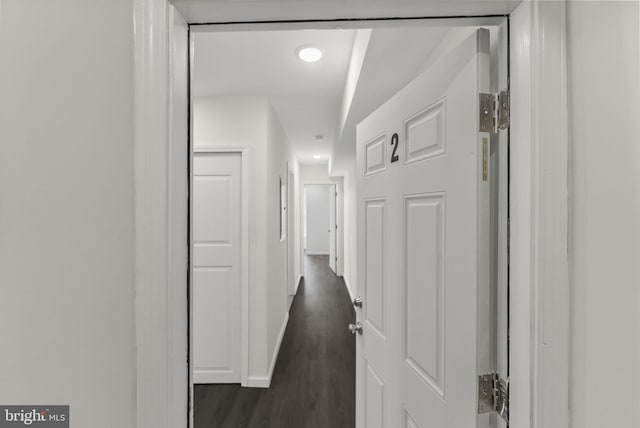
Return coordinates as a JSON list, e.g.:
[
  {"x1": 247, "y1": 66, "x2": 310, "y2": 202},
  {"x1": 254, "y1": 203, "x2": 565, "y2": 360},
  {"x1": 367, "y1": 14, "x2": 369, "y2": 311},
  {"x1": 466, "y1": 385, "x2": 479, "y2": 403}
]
[
  {"x1": 194, "y1": 96, "x2": 270, "y2": 380},
  {"x1": 305, "y1": 185, "x2": 331, "y2": 254},
  {"x1": 567, "y1": 2, "x2": 640, "y2": 427},
  {"x1": 3, "y1": 2, "x2": 639, "y2": 425},
  {"x1": 194, "y1": 96, "x2": 298, "y2": 386},
  {"x1": 0, "y1": 1, "x2": 136, "y2": 427},
  {"x1": 266, "y1": 103, "x2": 299, "y2": 375}
]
